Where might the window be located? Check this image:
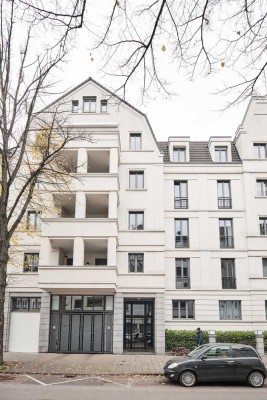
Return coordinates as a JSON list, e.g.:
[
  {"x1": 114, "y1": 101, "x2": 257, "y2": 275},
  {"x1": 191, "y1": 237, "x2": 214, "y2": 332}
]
[
  {"x1": 176, "y1": 259, "x2": 190, "y2": 288},
  {"x1": 257, "y1": 180, "x2": 267, "y2": 196},
  {"x1": 128, "y1": 253, "x2": 144, "y2": 272},
  {"x1": 72, "y1": 100, "x2": 78, "y2": 113},
  {"x1": 24, "y1": 253, "x2": 39, "y2": 272},
  {"x1": 129, "y1": 171, "x2": 144, "y2": 189},
  {"x1": 254, "y1": 143, "x2": 267, "y2": 159},
  {"x1": 173, "y1": 147, "x2": 186, "y2": 162},
  {"x1": 215, "y1": 146, "x2": 228, "y2": 162},
  {"x1": 204, "y1": 345, "x2": 230, "y2": 358},
  {"x1": 174, "y1": 181, "x2": 188, "y2": 208},
  {"x1": 259, "y1": 218, "x2": 267, "y2": 235},
  {"x1": 95, "y1": 258, "x2": 107, "y2": 266},
  {"x1": 219, "y1": 219, "x2": 234, "y2": 248},
  {"x1": 172, "y1": 300, "x2": 194, "y2": 319},
  {"x1": 232, "y1": 346, "x2": 258, "y2": 358},
  {"x1": 263, "y1": 258, "x2": 267, "y2": 277},
  {"x1": 130, "y1": 133, "x2": 141, "y2": 150},
  {"x1": 83, "y1": 96, "x2": 96, "y2": 112},
  {"x1": 217, "y1": 181, "x2": 231, "y2": 208},
  {"x1": 12, "y1": 297, "x2": 41, "y2": 311},
  {"x1": 101, "y1": 100, "x2": 108, "y2": 113},
  {"x1": 219, "y1": 300, "x2": 241, "y2": 319},
  {"x1": 27, "y1": 211, "x2": 41, "y2": 230},
  {"x1": 221, "y1": 259, "x2": 236, "y2": 289},
  {"x1": 175, "y1": 219, "x2": 189, "y2": 247},
  {"x1": 129, "y1": 211, "x2": 144, "y2": 230}
]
